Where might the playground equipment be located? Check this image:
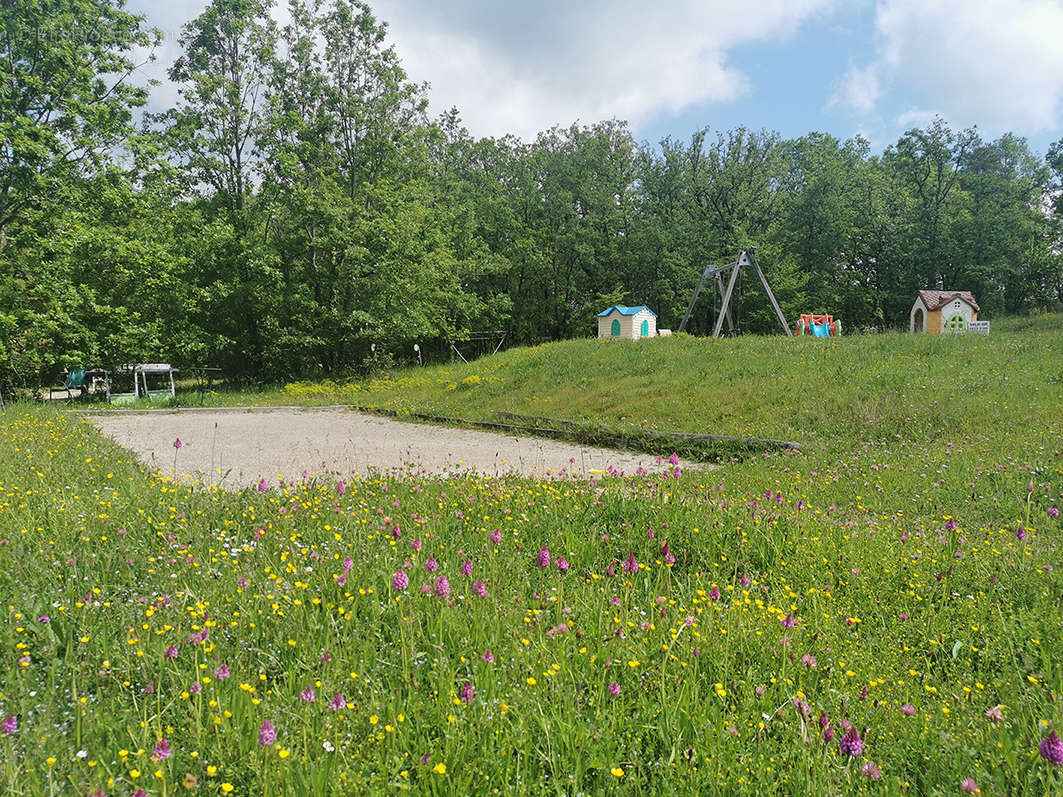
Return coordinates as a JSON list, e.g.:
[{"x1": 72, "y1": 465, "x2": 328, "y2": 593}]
[
  {"x1": 678, "y1": 249, "x2": 791, "y2": 338},
  {"x1": 109, "y1": 363, "x2": 178, "y2": 405},
  {"x1": 795, "y1": 314, "x2": 840, "y2": 337}
]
